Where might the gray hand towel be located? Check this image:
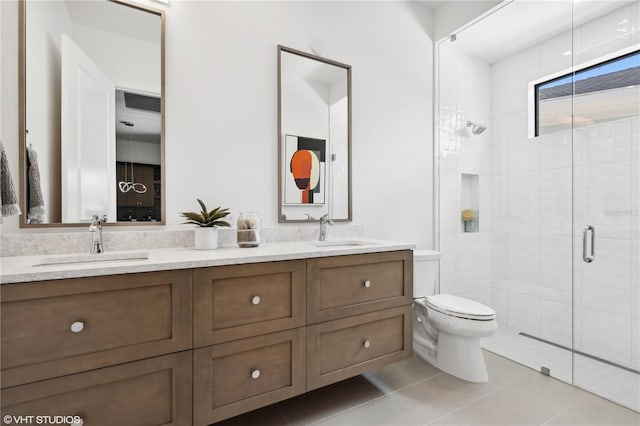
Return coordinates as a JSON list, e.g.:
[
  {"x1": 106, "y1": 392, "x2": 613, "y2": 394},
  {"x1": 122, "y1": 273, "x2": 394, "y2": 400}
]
[
  {"x1": 26, "y1": 144, "x2": 45, "y2": 223},
  {"x1": 0, "y1": 139, "x2": 21, "y2": 222}
]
